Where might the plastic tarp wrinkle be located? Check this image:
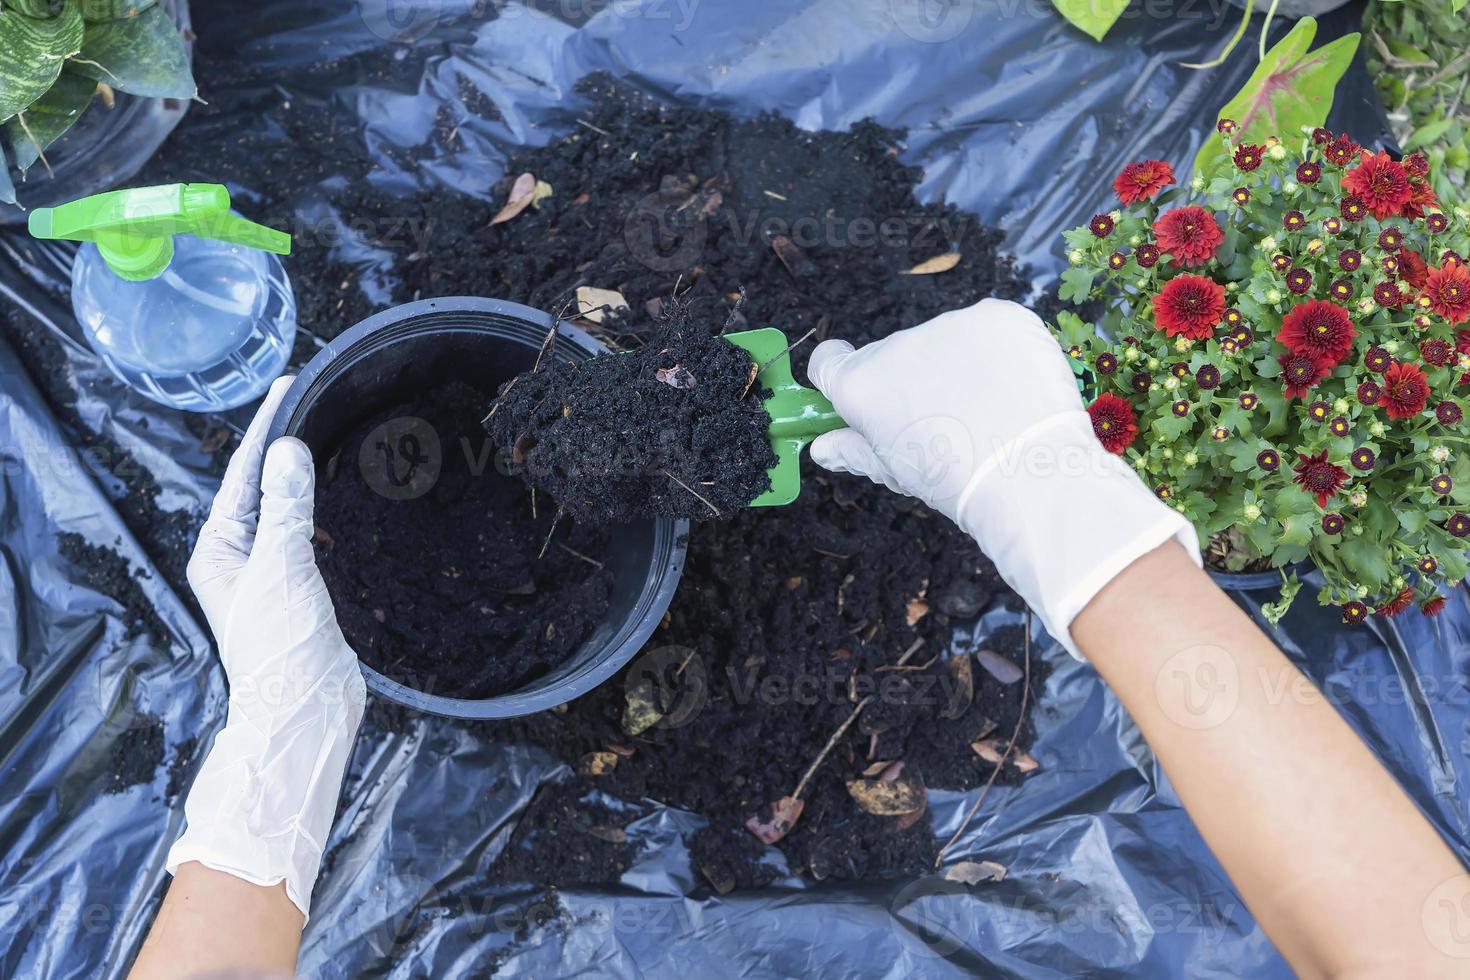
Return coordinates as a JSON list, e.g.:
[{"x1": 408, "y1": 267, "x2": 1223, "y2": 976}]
[{"x1": 0, "y1": 1, "x2": 1443, "y2": 978}]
